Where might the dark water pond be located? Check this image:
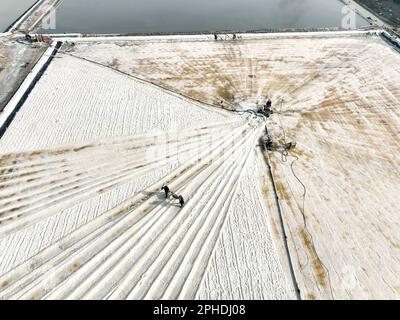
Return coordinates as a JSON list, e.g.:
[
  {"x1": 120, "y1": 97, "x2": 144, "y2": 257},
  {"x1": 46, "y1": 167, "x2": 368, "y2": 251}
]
[{"x1": 39, "y1": 0, "x2": 369, "y2": 34}]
